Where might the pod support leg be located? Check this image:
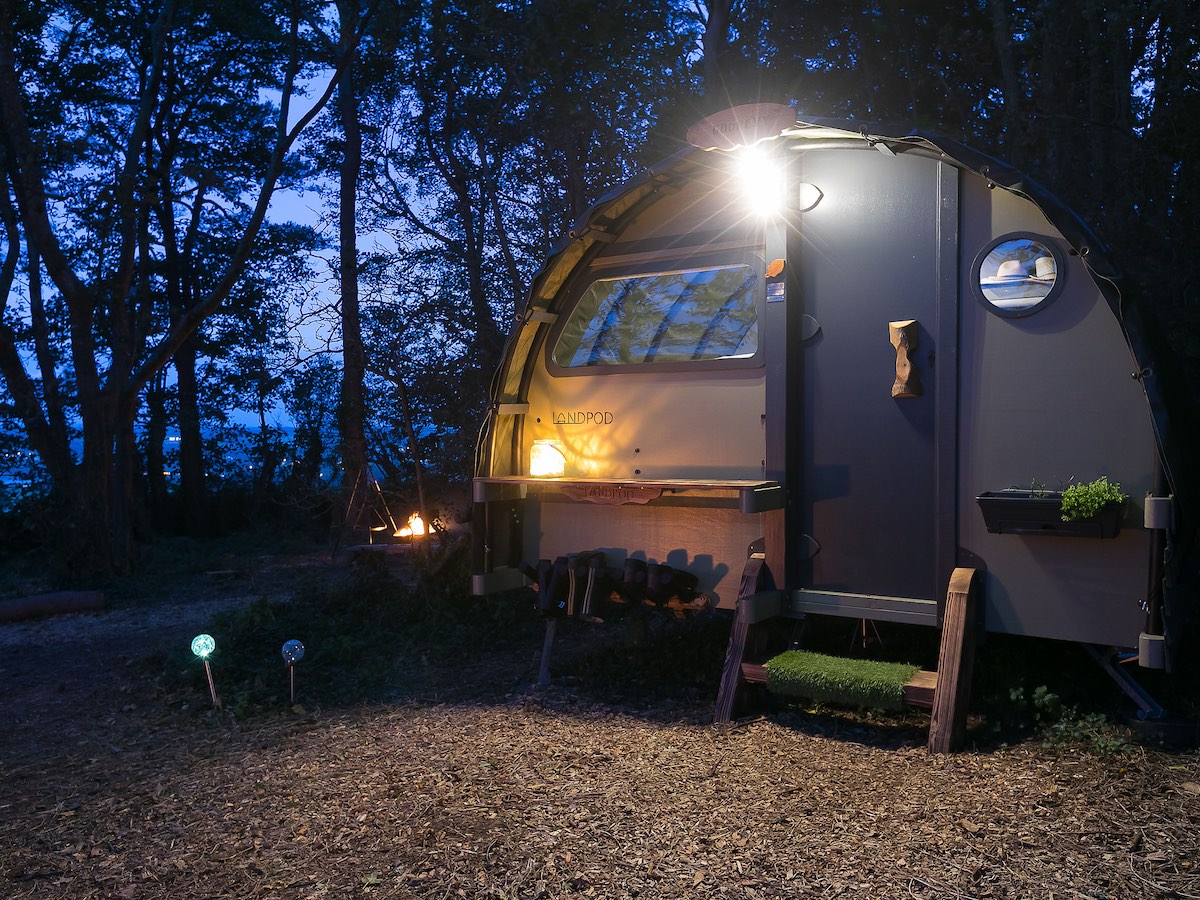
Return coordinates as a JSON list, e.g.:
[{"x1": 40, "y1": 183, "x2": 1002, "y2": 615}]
[
  {"x1": 714, "y1": 557, "x2": 779, "y2": 724},
  {"x1": 537, "y1": 617, "x2": 557, "y2": 687},
  {"x1": 1085, "y1": 644, "x2": 1164, "y2": 720}
]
